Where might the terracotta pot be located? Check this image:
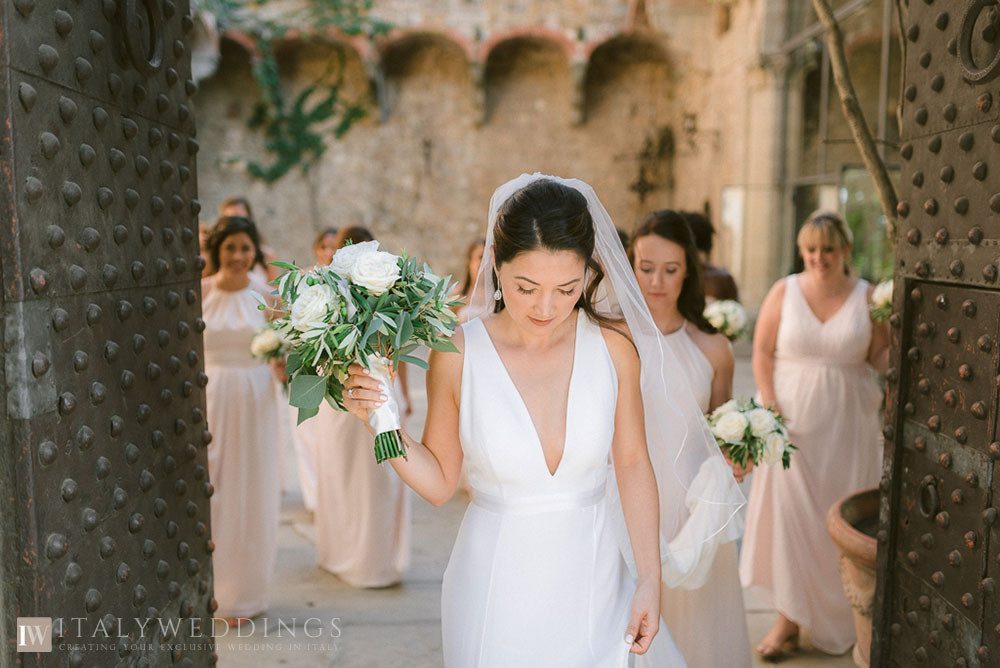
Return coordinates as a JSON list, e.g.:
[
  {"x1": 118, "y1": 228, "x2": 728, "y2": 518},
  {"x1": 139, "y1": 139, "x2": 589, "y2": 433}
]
[{"x1": 827, "y1": 488, "x2": 880, "y2": 668}]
